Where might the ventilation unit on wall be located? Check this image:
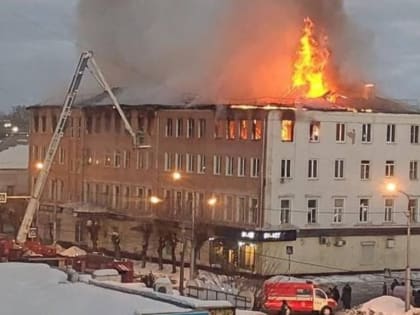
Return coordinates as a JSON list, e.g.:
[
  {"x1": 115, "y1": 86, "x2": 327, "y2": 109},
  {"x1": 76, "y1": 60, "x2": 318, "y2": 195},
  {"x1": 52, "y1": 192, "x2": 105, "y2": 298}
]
[
  {"x1": 386, "y1": 238, "x2": 396, "y2": 249},
  {"x1": 334, "y1": 238, "x2": 346, "y2": 247}
]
